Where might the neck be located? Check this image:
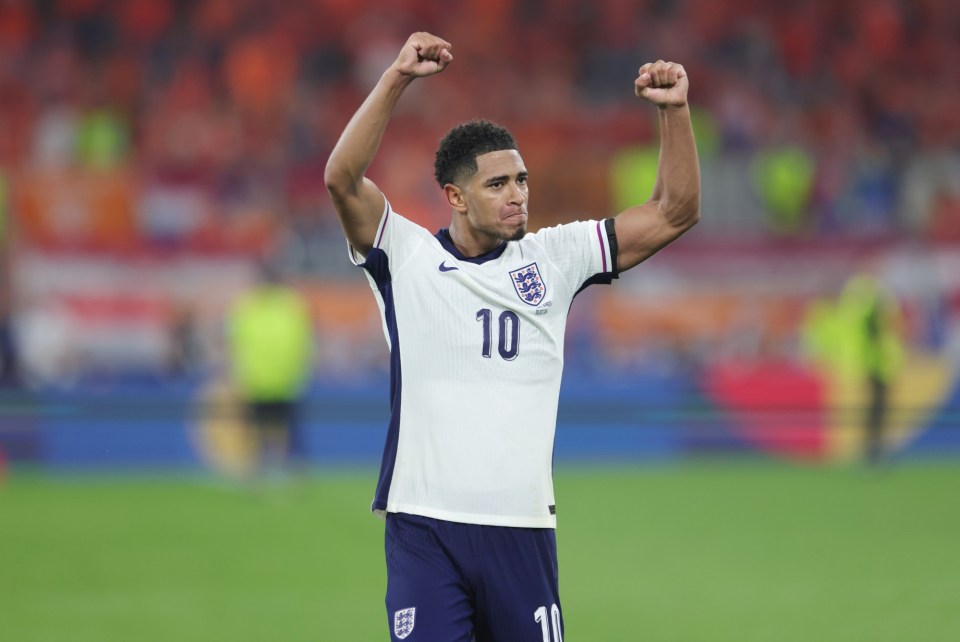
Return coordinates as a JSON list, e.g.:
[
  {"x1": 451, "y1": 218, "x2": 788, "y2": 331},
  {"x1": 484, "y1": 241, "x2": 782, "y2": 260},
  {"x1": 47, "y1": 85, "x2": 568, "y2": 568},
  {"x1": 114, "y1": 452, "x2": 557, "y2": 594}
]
[{"x1": 448, "y1": 216, "x2": 503, "y2": 258}]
